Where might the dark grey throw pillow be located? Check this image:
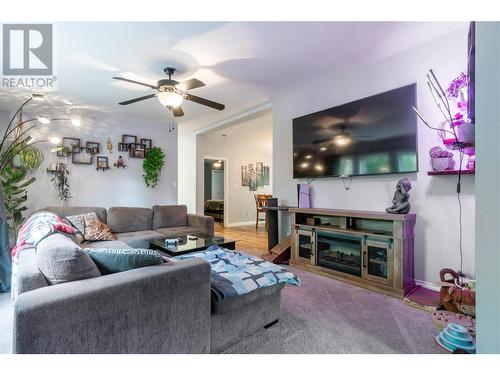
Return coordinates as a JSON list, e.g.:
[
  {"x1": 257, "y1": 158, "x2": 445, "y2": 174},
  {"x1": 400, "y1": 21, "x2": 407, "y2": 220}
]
[
  {"x1": 36, "y1": 234, "x2": 101, "y2": 285},
  {"x1": 84, "y1": 248, "x2": 164, "y2": 274}
]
